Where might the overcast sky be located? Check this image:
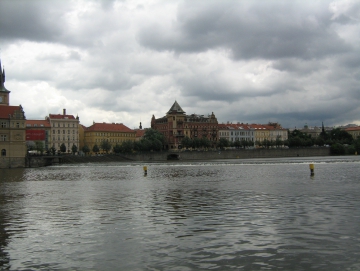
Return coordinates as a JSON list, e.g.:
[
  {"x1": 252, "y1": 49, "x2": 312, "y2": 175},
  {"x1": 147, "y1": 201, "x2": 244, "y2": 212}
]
[{"x1": 1, "y1": 0, "x2": 359, "y2": 129}]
